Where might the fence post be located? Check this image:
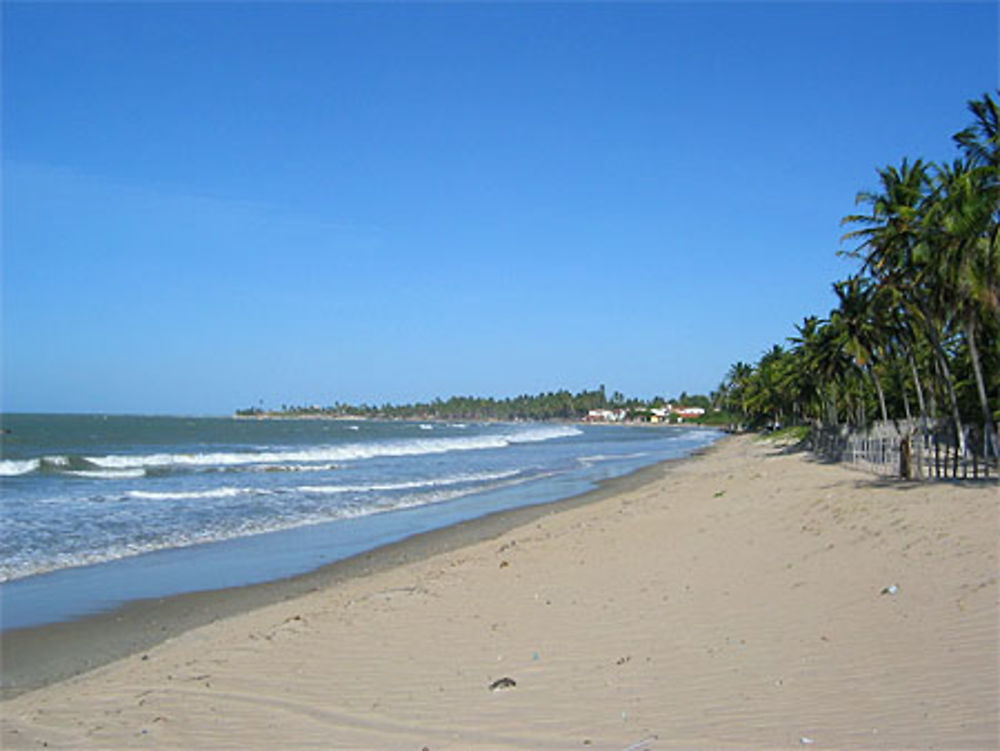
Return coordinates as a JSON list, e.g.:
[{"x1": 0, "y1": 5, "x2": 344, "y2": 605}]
[{"x1": 900, "y1": 436, "x2": 911, "y2": 479}]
